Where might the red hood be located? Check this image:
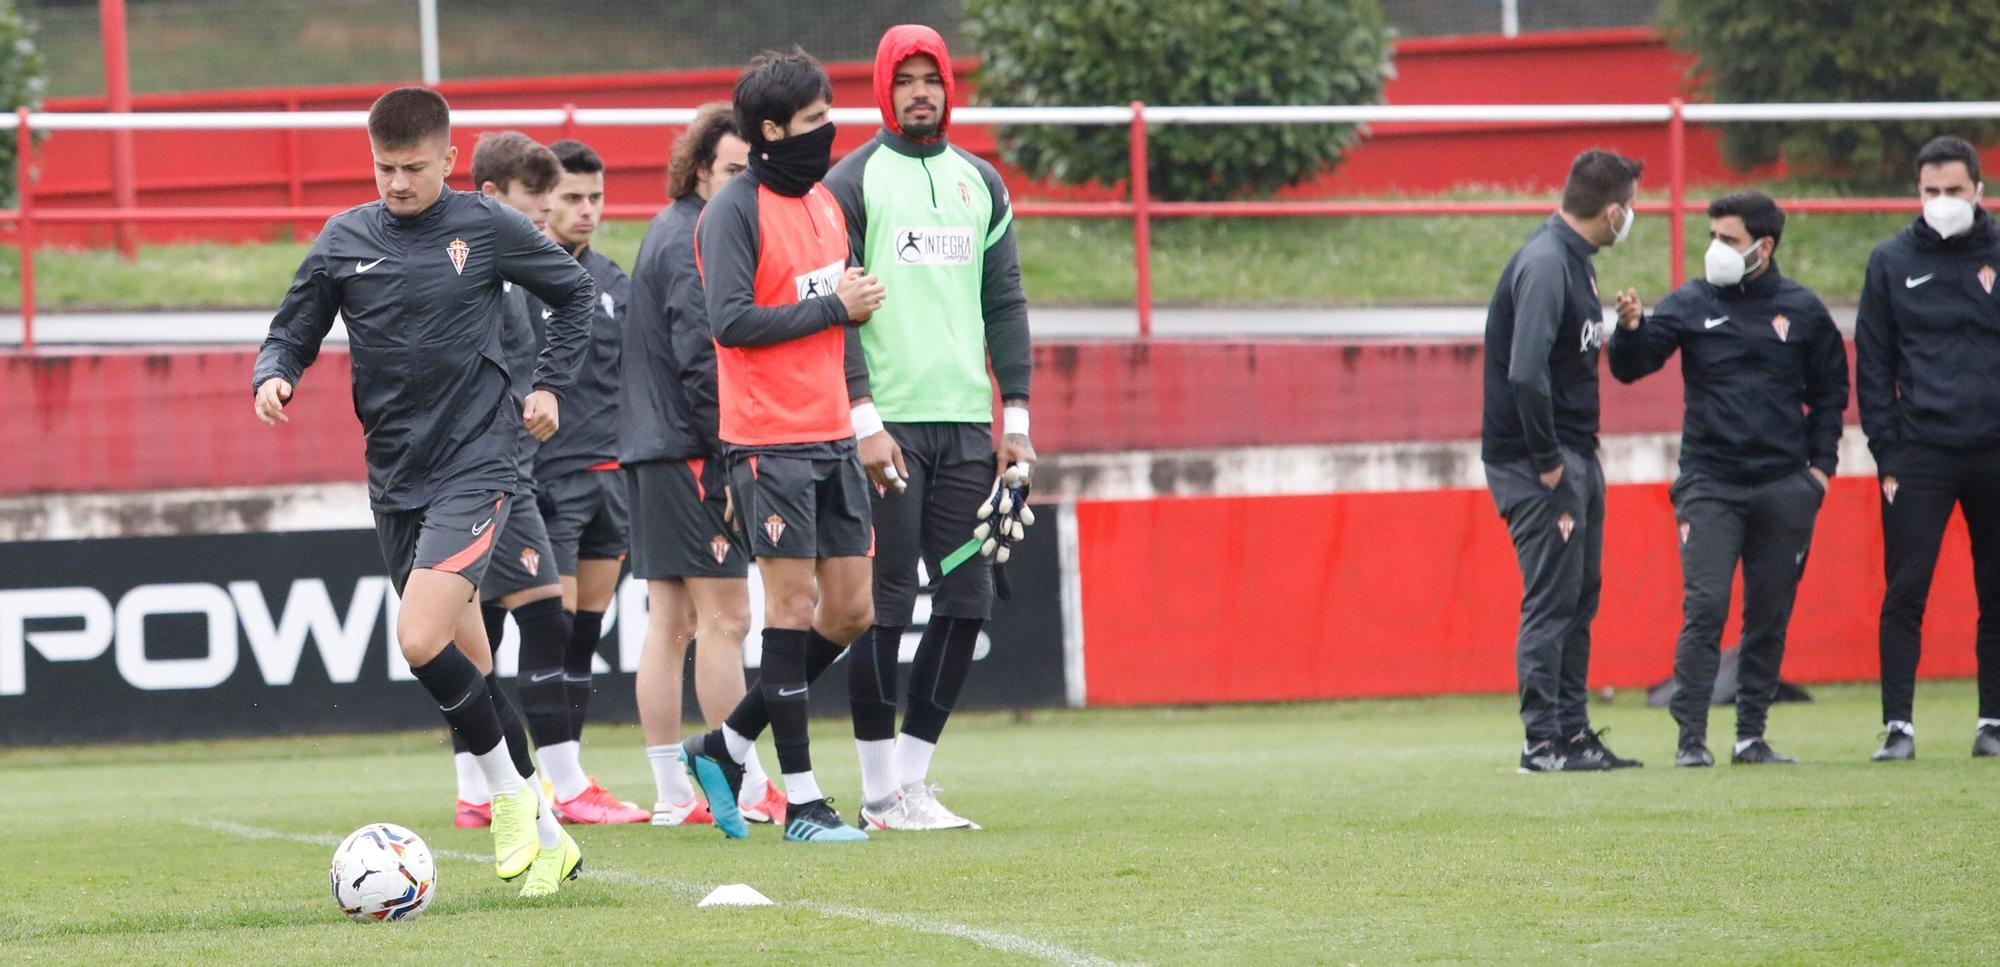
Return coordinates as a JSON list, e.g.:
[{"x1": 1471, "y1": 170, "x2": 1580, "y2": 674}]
[{"x1": 874, "y1": 24, "x2": 954, "y2": 142}]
